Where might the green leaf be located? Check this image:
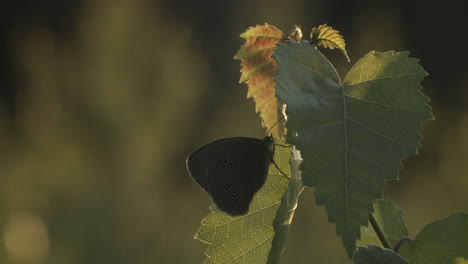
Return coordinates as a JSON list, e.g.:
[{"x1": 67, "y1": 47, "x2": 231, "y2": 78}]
[
  {"x1": 273, "y1": 41, "x2": 432, "y2": 257},
  {"x1": 358, "y1": 200, "x2": 408, "y2": 248},
  {"x1": 399, "y1": 212, "x2": 468, "y2": 264},
  {"x1": 354, "y1": 245, "x2": 409, "y2": 264},
  {"x1": 195, "y1": 142, "x2": 292, "y2": 263},
  {"x1": 310, "y1": 24, "x2": 350, "y2": 62}
]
